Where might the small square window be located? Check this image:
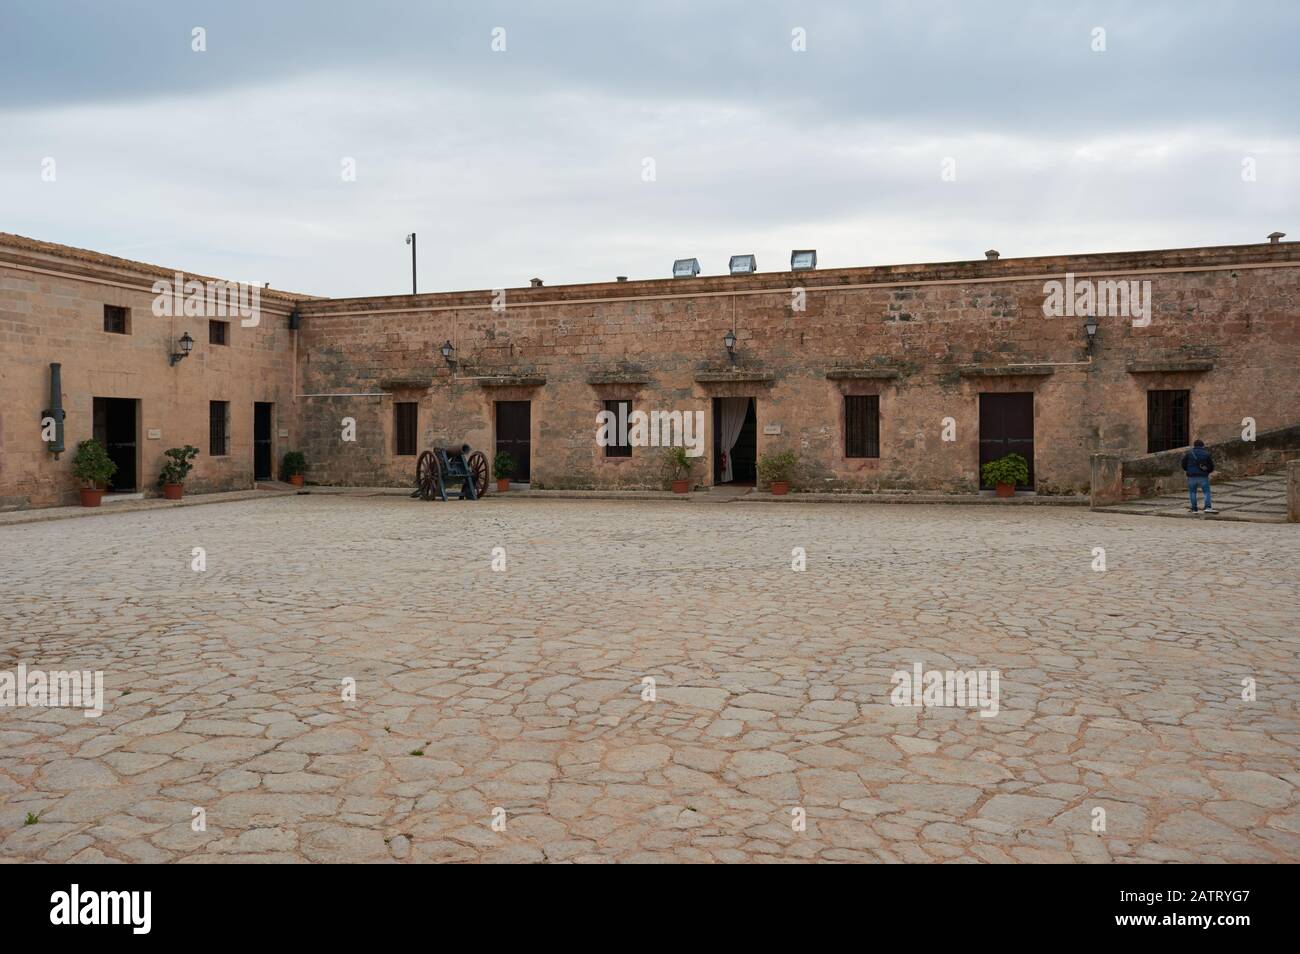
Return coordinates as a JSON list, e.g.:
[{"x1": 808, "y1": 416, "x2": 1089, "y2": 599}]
[
  {"x1": 103, "y1": 305, "x2": 129, "y2": 334},
  {"x1": 209, "y1": 320, "x2": 229, "y2": 346}
]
